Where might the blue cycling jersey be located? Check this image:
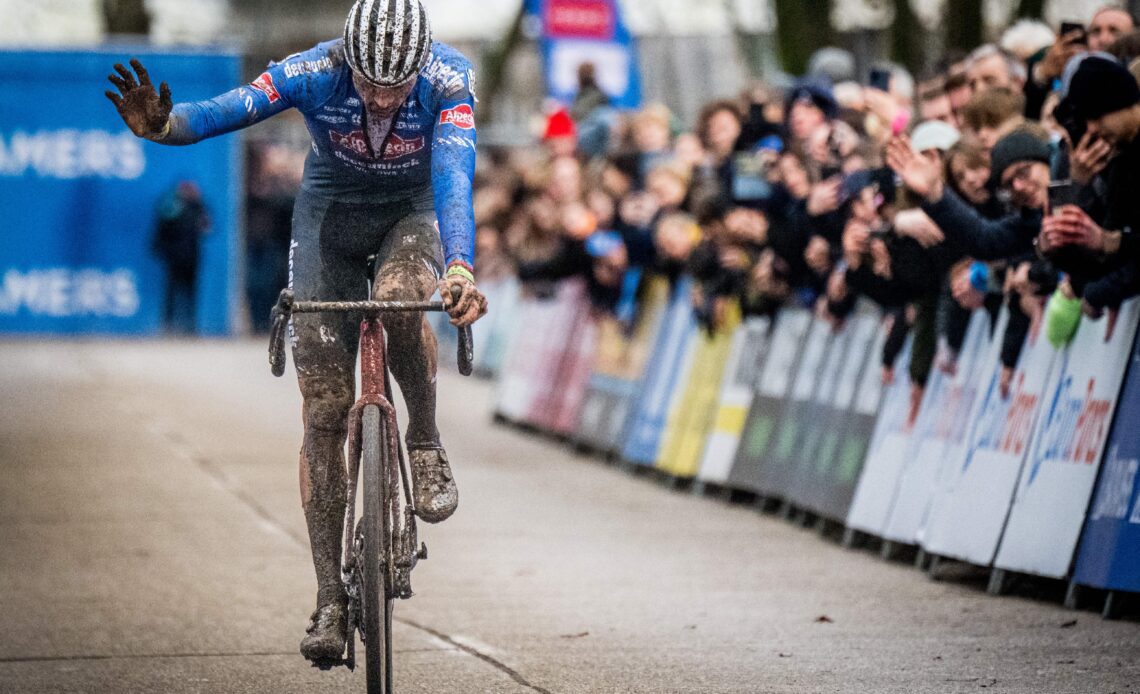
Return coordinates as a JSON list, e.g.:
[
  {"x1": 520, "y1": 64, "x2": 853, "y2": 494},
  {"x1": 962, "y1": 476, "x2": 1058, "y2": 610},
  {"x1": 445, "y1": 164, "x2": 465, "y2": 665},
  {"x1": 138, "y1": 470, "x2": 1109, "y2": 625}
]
[{"x1": 163, "y1": 39, "x2": 477, "y2": 269}]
